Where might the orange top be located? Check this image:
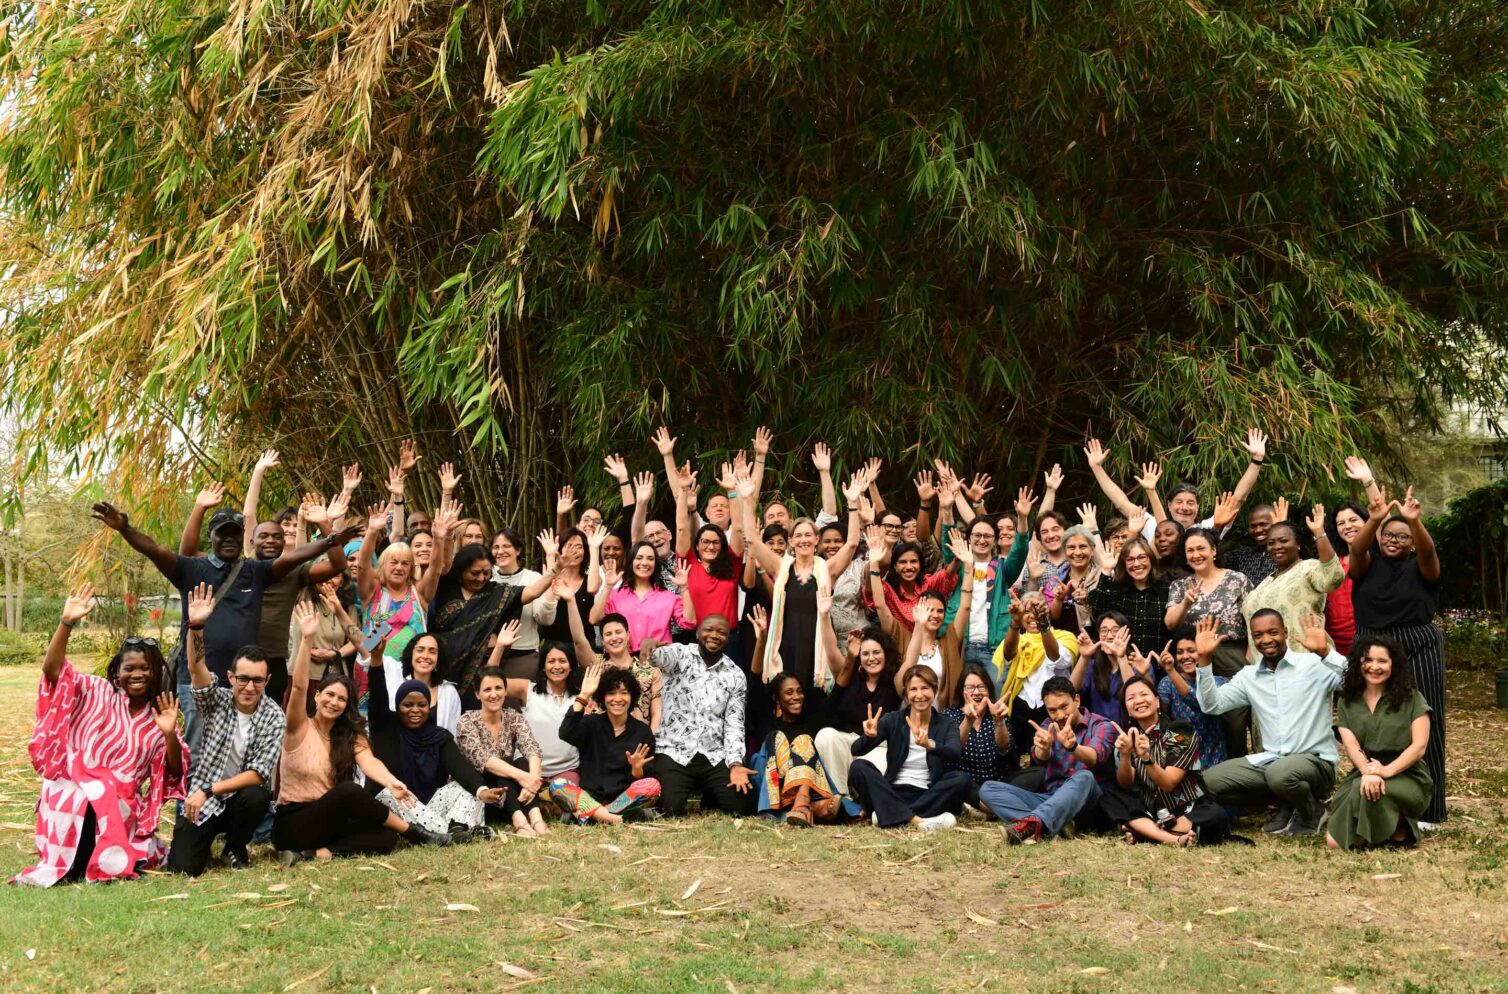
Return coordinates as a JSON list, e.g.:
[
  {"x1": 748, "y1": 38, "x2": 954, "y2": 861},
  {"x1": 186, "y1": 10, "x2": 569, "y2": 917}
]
[{"x1": 278, "y1": 728, "x2": 369, "y2": 804}]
